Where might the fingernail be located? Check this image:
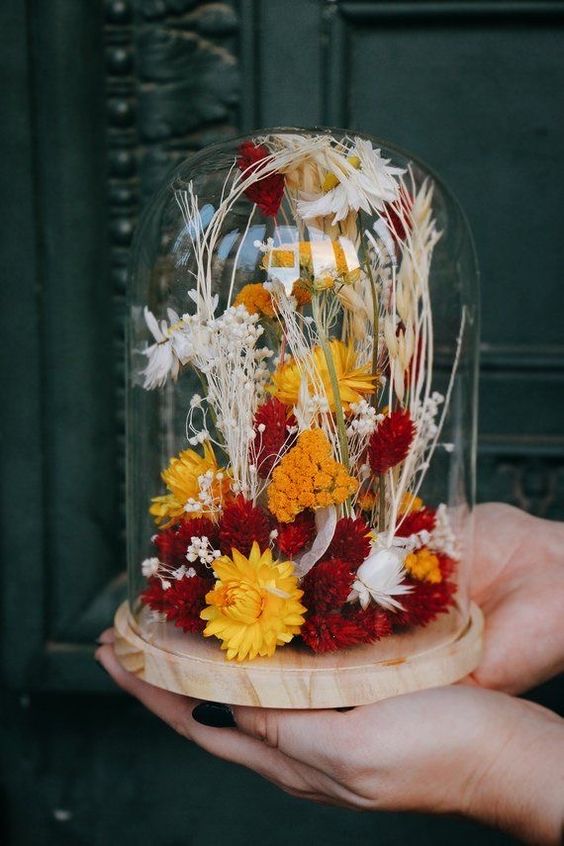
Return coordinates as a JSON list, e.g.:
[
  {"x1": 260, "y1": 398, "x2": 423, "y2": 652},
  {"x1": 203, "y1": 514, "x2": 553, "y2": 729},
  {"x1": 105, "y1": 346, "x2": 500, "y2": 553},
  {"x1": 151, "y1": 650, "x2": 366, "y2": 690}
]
[
  {"x1": 94, "y1": 637, "x2": 103, "y2": 645},
  {"x1": 335, "y1": 706, "x2": 355, "y2": 712},
  {"x1": 192, "y1": 702, "x2": 236, "y2": 728}
]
